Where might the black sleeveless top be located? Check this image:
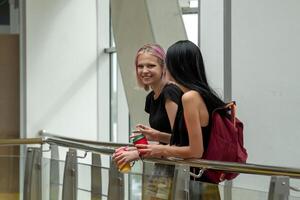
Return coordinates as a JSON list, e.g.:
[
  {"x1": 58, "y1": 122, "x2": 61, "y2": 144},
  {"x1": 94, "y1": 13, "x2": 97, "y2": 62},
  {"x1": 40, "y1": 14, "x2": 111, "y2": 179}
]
[
  {"x1": 170, "y1": 96, "x2": 212, "y2": 149},
  {"x1": 145, "y1": 83, "x2": 183, "y2": 134},
  {"x1": 170, "y1": 92, "x2": 214, "y2": 181}
]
